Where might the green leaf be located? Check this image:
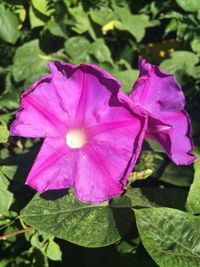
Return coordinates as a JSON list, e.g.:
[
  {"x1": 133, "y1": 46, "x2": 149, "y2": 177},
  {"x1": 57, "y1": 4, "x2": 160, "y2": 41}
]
[
  {"x1": 191, "y1": 36, "x2": 200, "y2": 53},
  {"x1": 0, "y1": 4, "x2": 20, "y2": 44},
  {"x1": 12, "y1": 40, "x2": 49, "y2": 83},
  {"x1": 186, "y1": 149, "x2": 200, "y2": 214},
  {"x1": 0, "y1": 172, "x2": 14, "y2": 215},
  {"x1": 31, "y1": 0, "x2": 52, "y2": 16},
  {"x1": 146, "y1": 139, "x2": 164, "y2": 153},
  {"x1": 29, "y1": 5, "x2": 46, "y2": 28},
  {"x1": 160, "y1": 51, "x2": 199, "y2": 78},
  {"x1": 112, "y1": 69, "x2": 138, "y2": 93},
  {"x1": 69, "y1": 4, "x2": 96, "y2": 40},
  {"x1": 0, "y1": 125, "x2": 9, "y2": 143},
  {"x1": 176, "y1": 0, "x2": 200, "y2": 12},
  {"x1": 29, "y1": 0, "x2": 52, "y2": 29},
  {"x1": 159, "y1": 162, "x2": 193, "y2": 187},
  {"x1": 45, "y1": 239, "x2": 62, "y2": 261},
  {"x1": 115, "y1": 7, "x2": 151, "y2": 42},
  {"x1": 45, "y1": 19, "x2": 67, "y2": 38},
  {"x1": 0, "y1": 165, "x2": 18, "y2": 180},
  {"x1": 20, "y1": 190, "x2": 133, "y2": 247},
  {"x1": 123, "y1": 188, "x2": 187, "y2": 210},
  {"x1": 64, "y1": 36, "x2": 91, "y2": 64},
  {"x1": 90, "y1": 39, "x2": 113, "y2": 64},
  {"x1": 90, "y1": 7, "x2": 114, "y2": 26},
  {"x1": 135, "y1": 207, "x2": 200, "y2": 267}
]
